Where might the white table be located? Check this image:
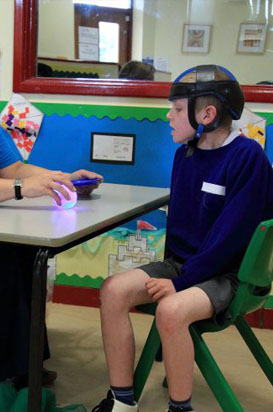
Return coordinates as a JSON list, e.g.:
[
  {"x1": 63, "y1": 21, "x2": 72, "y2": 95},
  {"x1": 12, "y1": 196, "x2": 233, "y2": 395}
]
[{"x1": 0, "y1": 183, "x2": 169, "y2": 412}]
